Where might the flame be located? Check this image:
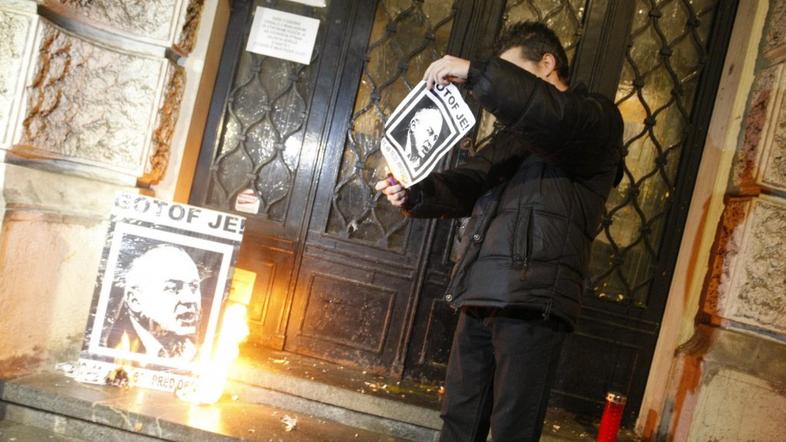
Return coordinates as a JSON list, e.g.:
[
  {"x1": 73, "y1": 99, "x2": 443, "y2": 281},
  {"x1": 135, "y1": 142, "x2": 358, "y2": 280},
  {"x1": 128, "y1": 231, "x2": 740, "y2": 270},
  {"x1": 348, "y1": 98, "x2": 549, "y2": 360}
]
[
  {"x1": 177, "y1": 268, "x2": 254, "y2": 404},
  {"x1": 114, "y1": 331, "x2": 140, "y2": 361},
  {"x1": 179, "y1": 302, "x2": 249, "y2": 404},
  {"x1": 118, "y1": 332, "x2": 131, "y2": 351},
  {"x1": 106, "y1": 332, "x2": 134, "y2": 388}
]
